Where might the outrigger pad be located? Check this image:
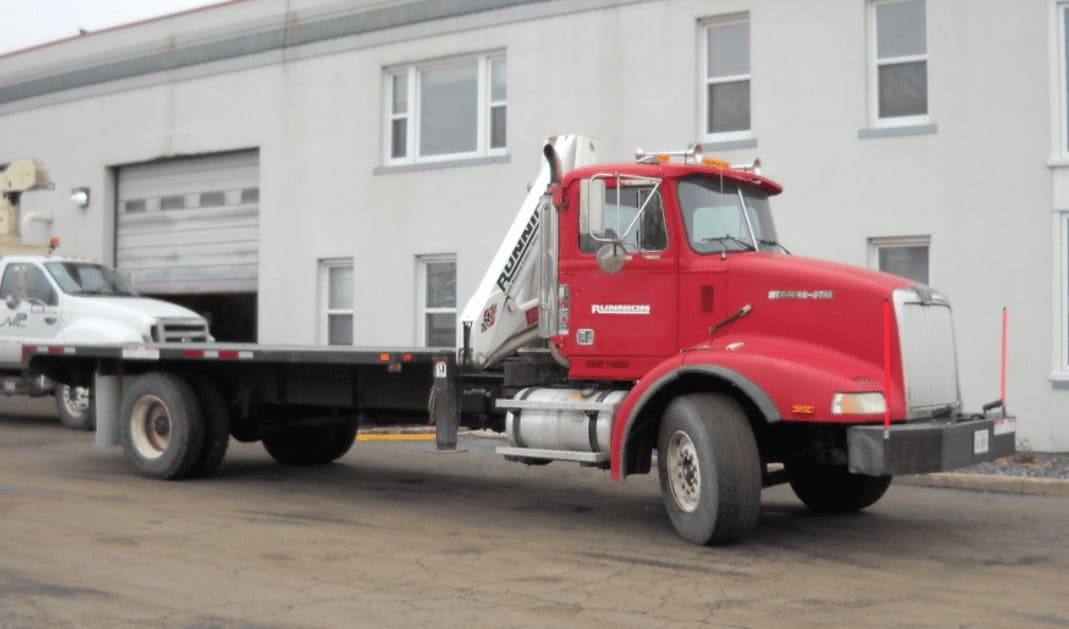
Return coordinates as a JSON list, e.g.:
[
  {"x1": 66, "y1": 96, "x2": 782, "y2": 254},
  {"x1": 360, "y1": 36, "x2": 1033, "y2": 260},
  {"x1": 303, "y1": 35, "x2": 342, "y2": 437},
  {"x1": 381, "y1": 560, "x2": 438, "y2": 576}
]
[{"x1": 847, "y1": 416, "x2": 1016, "y2": 476}]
